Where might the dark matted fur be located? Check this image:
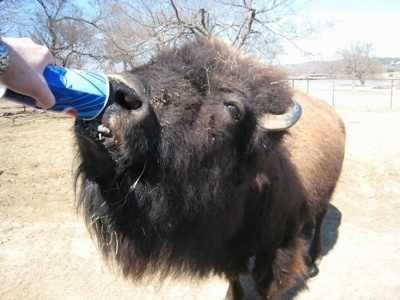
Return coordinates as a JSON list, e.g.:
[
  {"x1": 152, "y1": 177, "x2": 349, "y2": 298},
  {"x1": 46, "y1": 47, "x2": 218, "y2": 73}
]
[{"x1": 74, "y1": 37, "x2": 345, "y2": 298}]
